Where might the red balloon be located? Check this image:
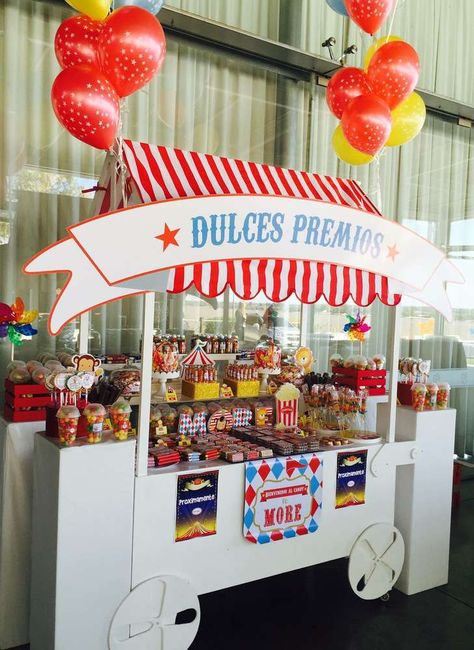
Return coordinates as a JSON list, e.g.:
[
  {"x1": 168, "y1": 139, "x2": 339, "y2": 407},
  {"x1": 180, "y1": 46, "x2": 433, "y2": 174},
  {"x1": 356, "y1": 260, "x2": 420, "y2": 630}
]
[
  {"x1": 51, "y1": 65, "x2": 120, "y2": 150},
  {"x1": 326, "y1": 67, "x2": 372, "y2": 119},
  {"x1": 368, "y1": 40, "x2": 420, "y2": 110},
  {"x1": 344, "y1": 0, "x2": 394, "y2": 35},
  {"x1": 97, "y1": 6, "x2": 166, "y2": 98},
  {"x1": 341, "y1": 94, "x2": 392, "y2": 156},
  {"x1": 55, "y1": 15, "x2": 103, "y2": 69}
]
